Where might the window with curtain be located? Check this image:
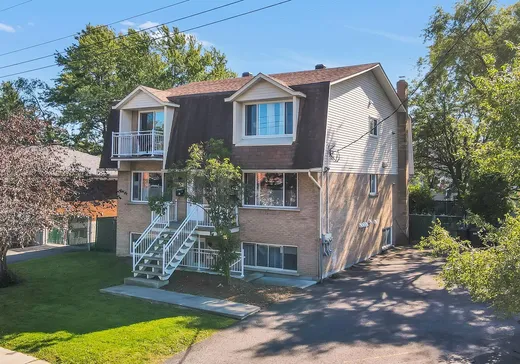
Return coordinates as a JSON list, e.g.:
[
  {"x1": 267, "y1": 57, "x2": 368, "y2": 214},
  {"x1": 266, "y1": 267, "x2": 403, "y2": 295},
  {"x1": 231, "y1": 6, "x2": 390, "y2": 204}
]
[
  {"x1": 245, "y1": 102, "x2": 293, "y2": 136},
  {"x1": 243, "y1": 172, "x2": 298, "y2": 207},
  {"x1": 132, "y1": 172, "x2": 163, "y2": 202},
  {"x1": 243, "y1": 243, "x2": 297, "y2": 271}
]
